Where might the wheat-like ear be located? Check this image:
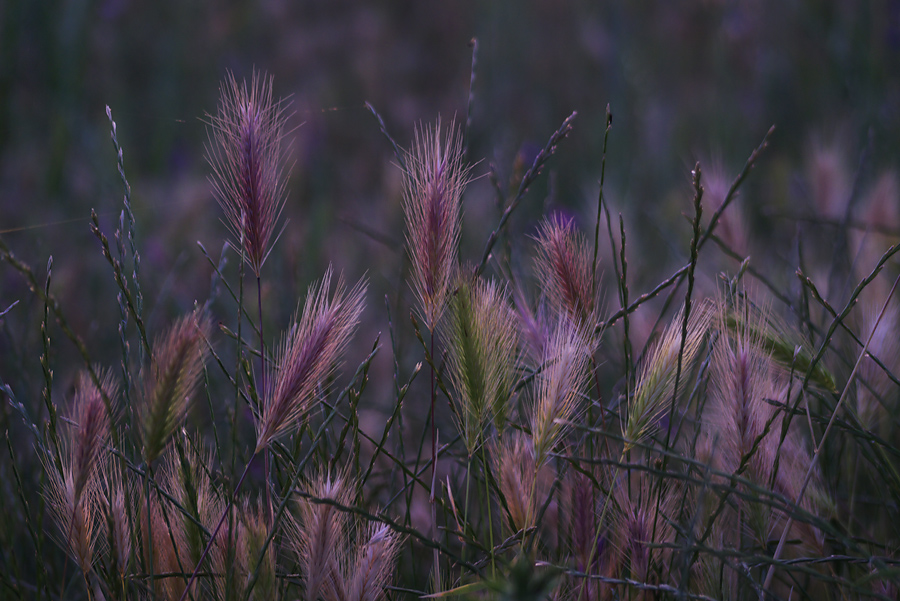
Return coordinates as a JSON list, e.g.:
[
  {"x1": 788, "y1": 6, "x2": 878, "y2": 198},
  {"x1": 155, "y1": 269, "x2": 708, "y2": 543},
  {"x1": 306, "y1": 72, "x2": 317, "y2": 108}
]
[
  {"x1": 707, "y1": 298, "x2": 783, "y2": 486},
  {"x1": 348, "y1": 523, "x2": 402, "y2": 601},
  {"x1": 44, "y1": 369, "x2": 117, "y2": 577},
  {"x1": 495, "y1": 432, "x2": 537, "y2": 534},
  {"x1": 46, "y1": 464, "x2": 100, "y2": 576},
  {"x1": 530, "y1": 320, "x2": 593, "y2": 466},
  {"x1": 402, "y1": 117, "x2": 471, "y2": 332},
  {"x1": 256, "y1": 268, "x2": 366, "y2": 452},
  {"x1": 235, "y1": 500, "x2": 279, "y2": 601},
  {"x1": 142, "y1": 482, "x2": 190, "y2": 600},
  {"x1": 140, "y1": 310, "x2": 212, "y2": 464},
  {"x1": 533, "y1": 214, "x2": 598, "y2": 332},
  {"x1": 704, "y1": 295, "x2": 826, "y2": 559},
  {"x1": 611, "y1": 472, "x2": 677, "y2": 588},
  {"x1": 287, "y1": 471, "x2": 354, "y2": 601},
  {"x1": 623, "y1": 303, "x2": 711, "y2": 452},
  {"x1": 164, "y1": 440, "x2": 223, "y2": 570},
  {"x1": 70, "y1": 368, "x2": 118, "y2": 506},
  {"x1": 444, "y1": 273, "x2": 519, "y2": 454},
  {"x1": 98, "y1": 455, "x2": 133, "y2": 583},
  {"x1": 207, "y1": 69, "x2": 292, "y2": 277}
]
